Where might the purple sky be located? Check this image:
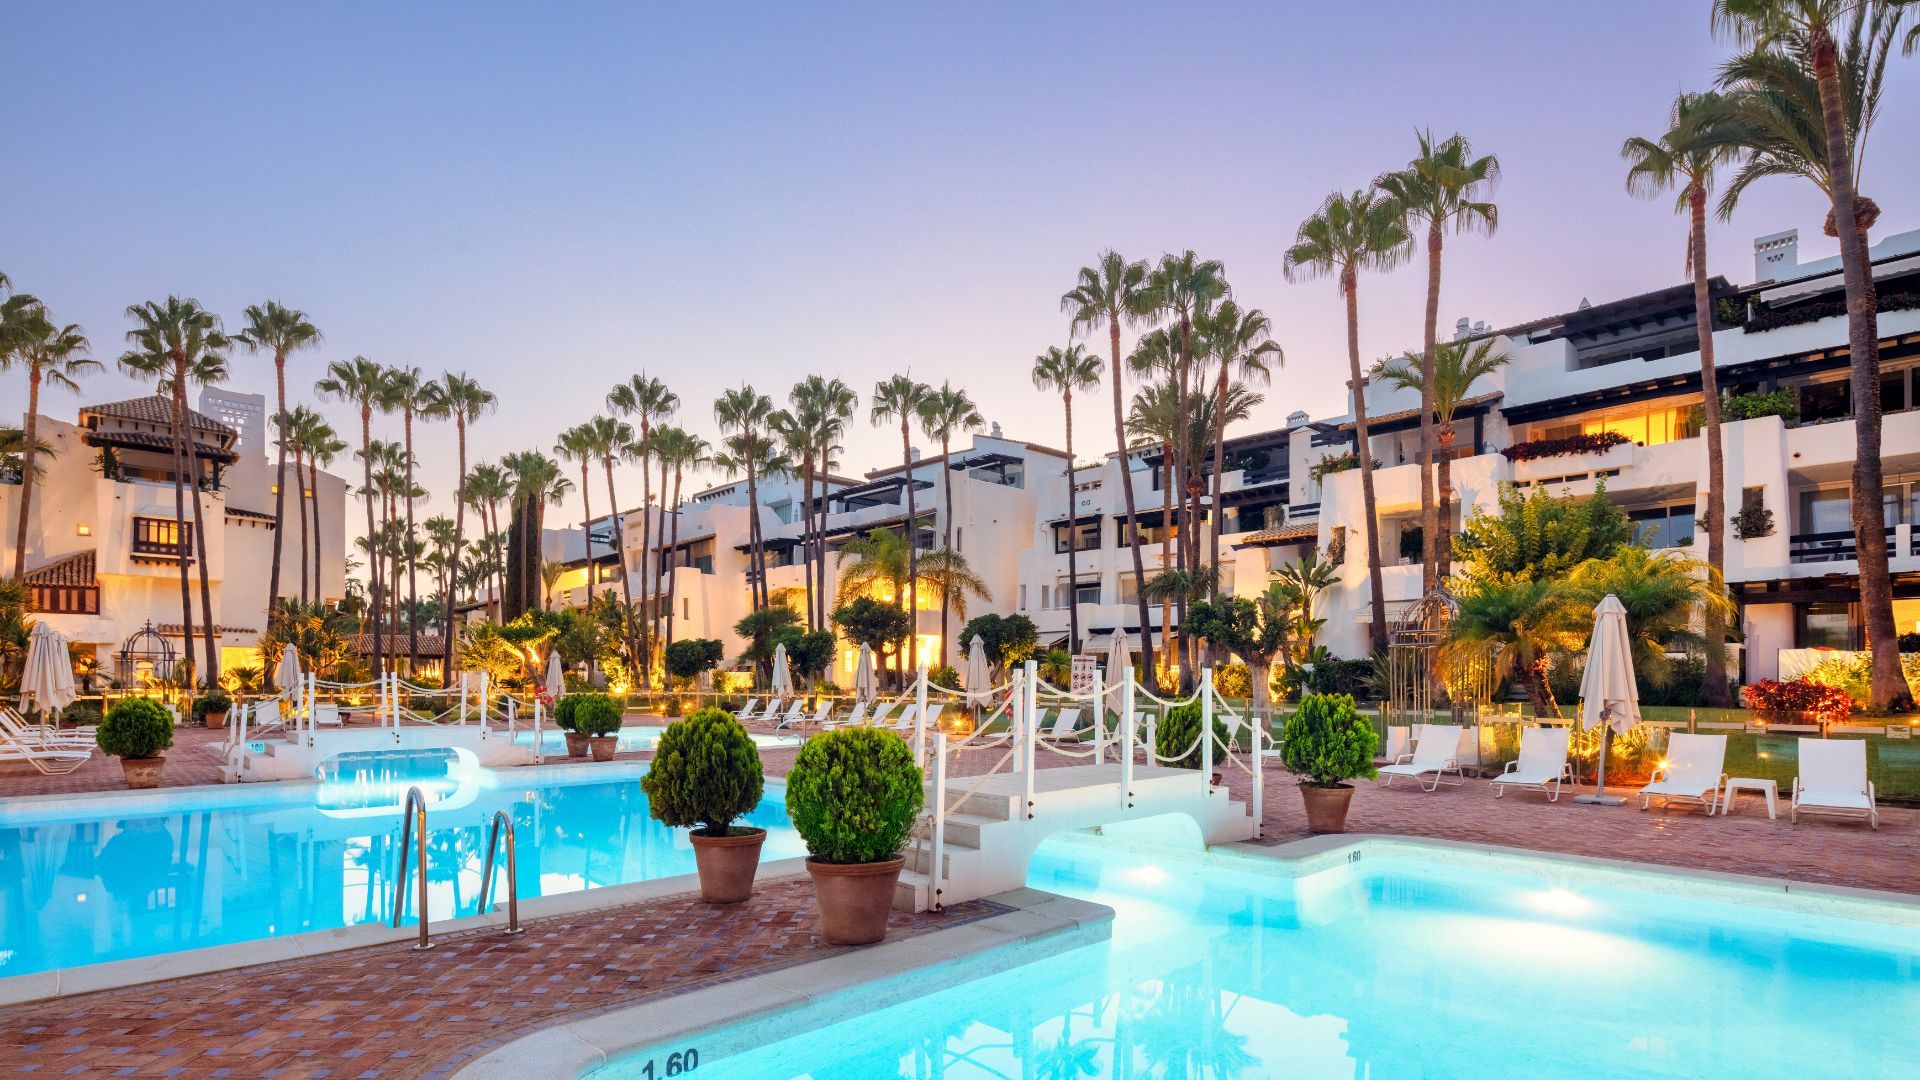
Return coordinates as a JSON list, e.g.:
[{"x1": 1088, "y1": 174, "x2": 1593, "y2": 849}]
[{"x1": 5, "y1": 2, "x2": 1915, "y2": 532}]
